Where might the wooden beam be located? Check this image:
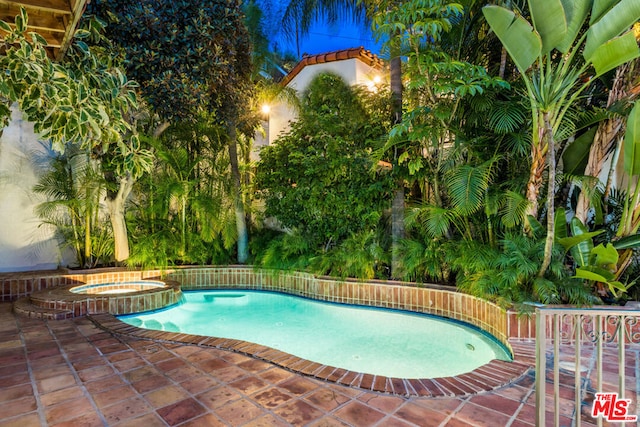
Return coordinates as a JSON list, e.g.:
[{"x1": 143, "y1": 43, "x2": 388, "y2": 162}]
[
  {"x1": 0, "y1": 5, "x2": 66, "y2": 32},
  {"x1": 1, "y1": 0, "x2": 90, "y2": 59},
  {"x1": 0, "y1": 0, "x2": 71, "y2": 15},
  {"x1": 56, "y1": 0, "x2": 87, "y2": 59}
]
